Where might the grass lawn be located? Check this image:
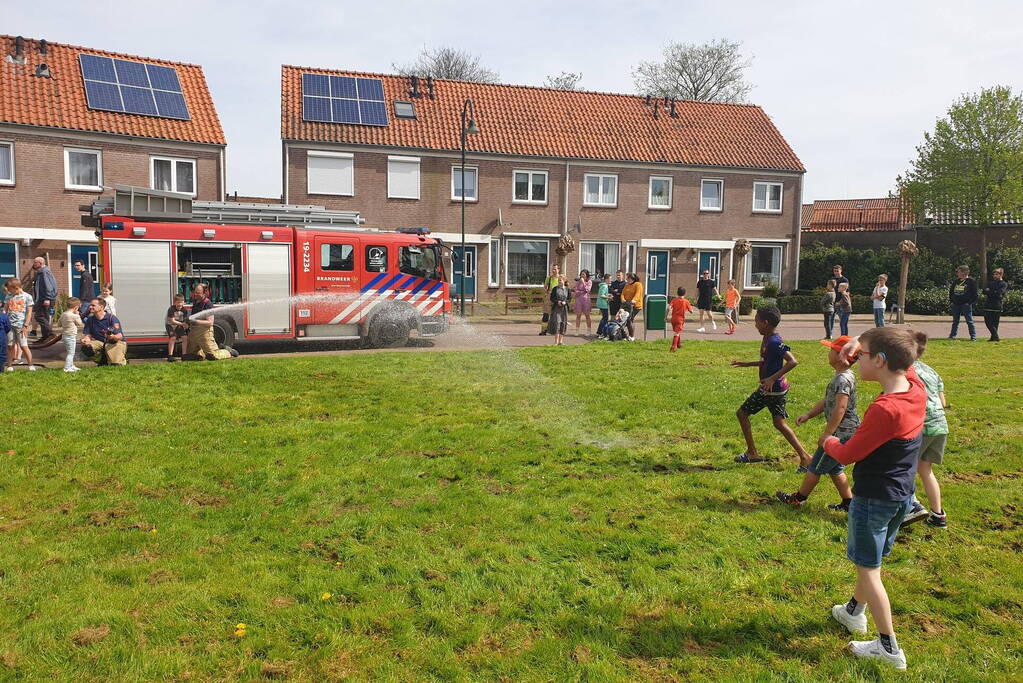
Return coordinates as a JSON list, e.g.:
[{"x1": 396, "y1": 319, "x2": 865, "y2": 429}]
[{"x1": 1, "y1": 337, "x2": 1021, "y2": 681}]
